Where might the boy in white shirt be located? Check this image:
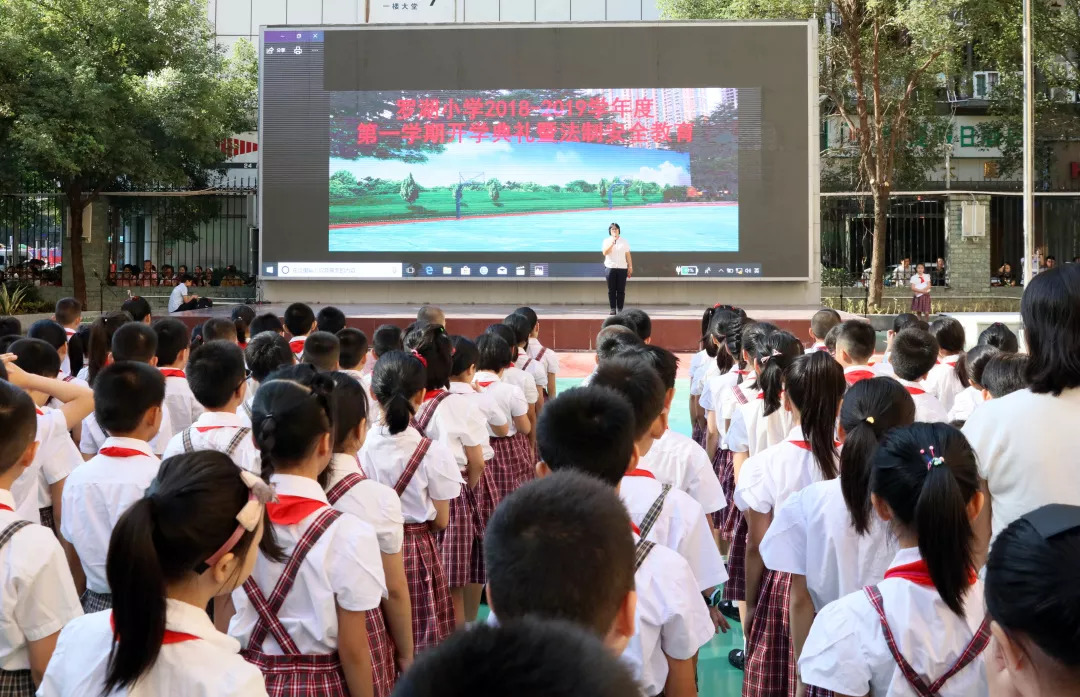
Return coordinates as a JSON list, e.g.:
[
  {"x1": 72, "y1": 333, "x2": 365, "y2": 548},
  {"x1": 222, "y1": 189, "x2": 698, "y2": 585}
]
[
  {"x1": 834, "y1": 320, "x2": 879, "y2": 385},
  {"x1": 151, "y1": 318, "x2": 202, "y2": 435},
  {"x1": 299, "y1": 330, "x2": 340, "y2": 373},
  {"x1": 240, "y1": 331, "x2": 295, "y2": 426},
  {"x1": 0, "y1": 381, "x2": 83, "y2": 693},
  {"x1": 807, "y1": 308, "x2": 840, "y2": 353},
  {"x1": 515, "y1": 306, "x2": 560, "y2": 398},
  {"x1": 25, "y1": 320, "x2": 83, "y2": 389},
  {"x1": 336, "y1": 328, "x2": 369, "y2": 383},
  {"x1": 162, "y1": 341, "x2": 258, "y2": 473},
  {"x1": 62, "y1": 362, "x2": 165, "y2": 612},
  {"x1": 52, "y1": 297, "x2": 83, "y2": 378},
  {"x1": 889, "y1": 328, "x2": 950, "y2": 423},
  {"x1": 283, "y1": 302, "x2": 317, "y2": 359}
]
